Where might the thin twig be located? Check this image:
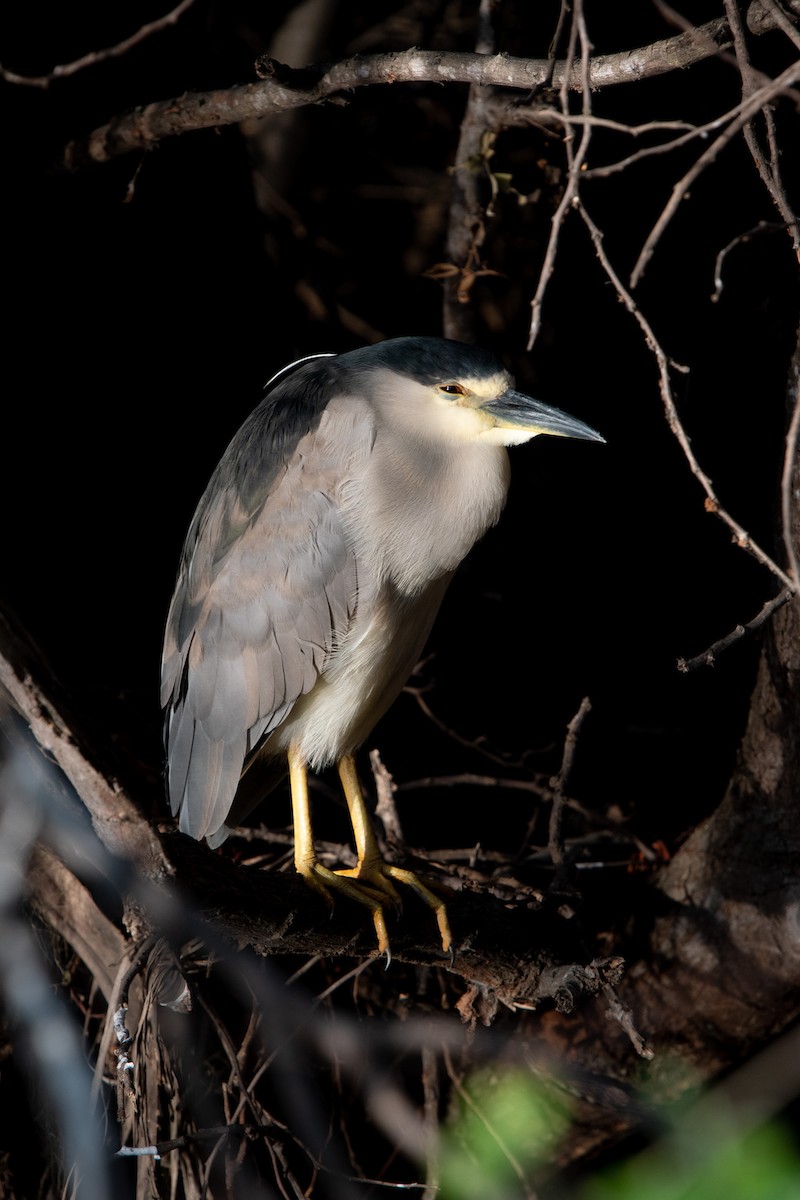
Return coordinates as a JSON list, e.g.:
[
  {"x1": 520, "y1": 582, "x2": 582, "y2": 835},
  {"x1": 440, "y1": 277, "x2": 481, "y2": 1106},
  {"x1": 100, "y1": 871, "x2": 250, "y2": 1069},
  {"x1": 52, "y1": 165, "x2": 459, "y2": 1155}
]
[
  {"x1": 723, "y1": 0, "x2": 800, "y2": 258},
  {"x1": 631, "y1": 59, "x2": 800, "y2": 287},
  {"x1": 782, "y1": 351, "x2": 800, "y2": 591},
  {"x1": 527, "y1": 0, "x2": 594, "y2": 349},
  {"x1": 370, "y1": 749, "x2": 407, "y2": 850},
  {"x1": 421, "y1": 1045, "x2": 440, "y2": 1200},
  {"x1": 1, "y1": 0, "x2": 197, "y2": 88},
  {"x1": 116, "y1": 1122, "x2": 429, "y2": 1187},
  {"x1": 404, "y1": 682, "x2": 535, "y2": 769},
  {"x1": 90, "y1": 947, "x2": 142, "y2": 1104},
  {"x1": 398, "y1": 771, "x2": 550, "y2": 796},
  {"x1": 712, "y1": 220, "x2": 800, "y2": 300},
  {"x1": 579, "y1": 107, "x2": 752, "y2": 180},
  {"x1": 442, "y1": 1046, "x2": 539, "y2": 1200},
  {"x1": 548, "y1": 697, "x2": 592, "y2": 873},
  {"x1": 575, "y1": 197, "x2": 796, "y2": 591},
  {"x1": 677, "y1": 588, "x2": 795, "y2": 671},
  {"x1": 441, "y1": 0, "x2": 498, "y2": 340},
  {"x1": 601, "y1": 982, "x2": 654, "y2": 1060}
]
